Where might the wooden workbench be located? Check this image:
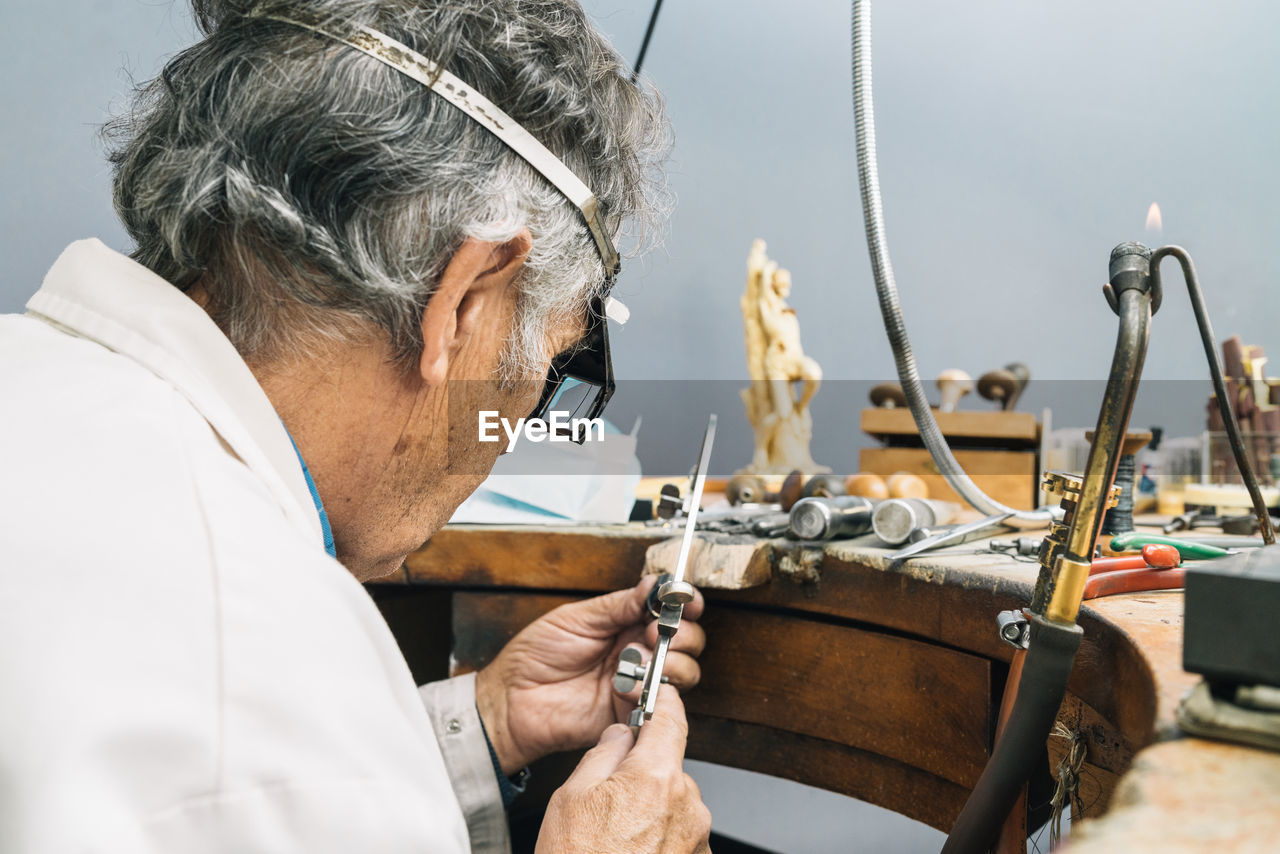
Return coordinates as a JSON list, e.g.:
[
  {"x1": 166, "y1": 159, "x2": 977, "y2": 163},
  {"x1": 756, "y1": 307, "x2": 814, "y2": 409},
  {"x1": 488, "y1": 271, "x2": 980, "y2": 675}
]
[{"x1": 368, "y1": 524, "x2": 1280, "y2": 852}]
